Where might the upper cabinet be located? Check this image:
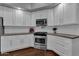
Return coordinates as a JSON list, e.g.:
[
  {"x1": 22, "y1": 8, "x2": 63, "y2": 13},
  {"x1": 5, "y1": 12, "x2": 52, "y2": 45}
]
[
  {"x1": 1, "y1": 3, "x2": 79, "y2": 27},
  {"x1": 0, "y1": 6, "x2": 14, "y2": 26},
  {"x1": 48, "y1": 9, "x2": 54, "y2": 26},
  {"x1": 63, "y1": 3, "x2": 77, "y2": 25},
  {"x1": 31, "y1": 9, "x2": 54, "y2": 26},
  {"x1": 53, "y1": 3, "x2": 79, "y2": 26},
  {"x1": 53, "y1": 4, "x2": 64, "y2": 26},
  {"x1": 0, "y1": 6, "x2": 31, "y2": 26},
  {"x1": 14, "y1": 10, "x2": 31, "y2": 26},
  {"x1": 31, "y1": 3, "x2": 79, "y2": 26}
]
